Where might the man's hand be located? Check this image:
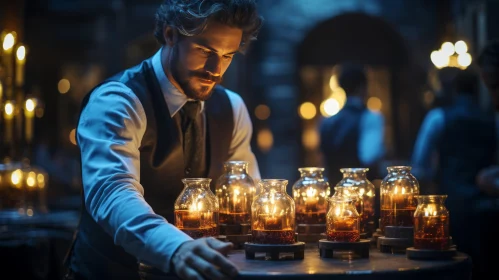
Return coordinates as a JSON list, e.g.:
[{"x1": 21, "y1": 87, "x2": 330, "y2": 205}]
[
  {"x1": 477, "y1": 165, "x2": 499, "y2": 196},
  {"x1": 171, "y1": 237, "x2": 238, "y2": 280}
]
